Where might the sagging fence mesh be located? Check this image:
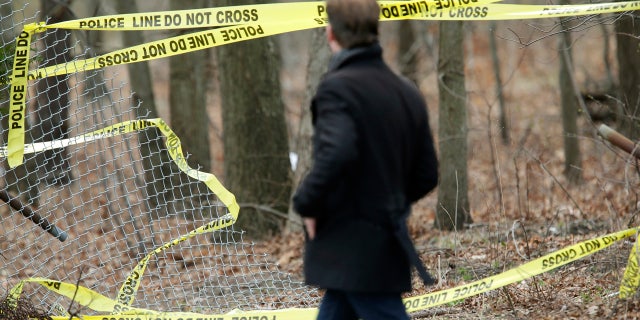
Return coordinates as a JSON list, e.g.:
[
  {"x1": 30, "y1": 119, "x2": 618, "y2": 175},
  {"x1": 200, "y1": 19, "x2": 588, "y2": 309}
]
[{"x1": 0, "y1": 0, "x2": 317, "y2": 315}]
